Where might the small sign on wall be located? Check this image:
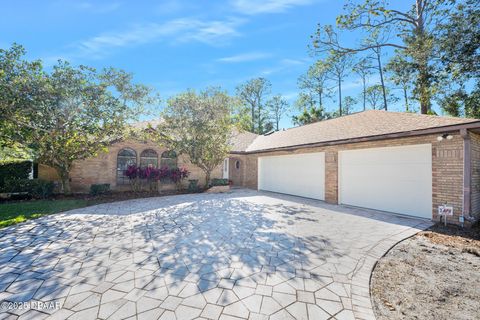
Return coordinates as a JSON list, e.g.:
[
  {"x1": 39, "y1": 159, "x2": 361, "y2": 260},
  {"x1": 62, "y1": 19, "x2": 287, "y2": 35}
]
[
  {"x1": 438, "y1": 205, "x2": 453, "y2": 226},
  {"x1": 438, "y1": 205, "x2": 454, "y2": 216}
]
